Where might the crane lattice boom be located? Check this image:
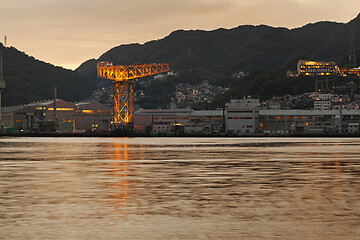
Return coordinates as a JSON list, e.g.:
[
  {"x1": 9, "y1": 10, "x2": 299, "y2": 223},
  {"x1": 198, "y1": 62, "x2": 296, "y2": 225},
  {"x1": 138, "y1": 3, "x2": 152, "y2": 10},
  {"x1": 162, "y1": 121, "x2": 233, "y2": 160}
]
[
  {"x1": 97, "y1": 62, "x2": 172, "y2": 125},
  {"x1": 97, "y1": 62, "x2": 172, "y2": 81}
]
